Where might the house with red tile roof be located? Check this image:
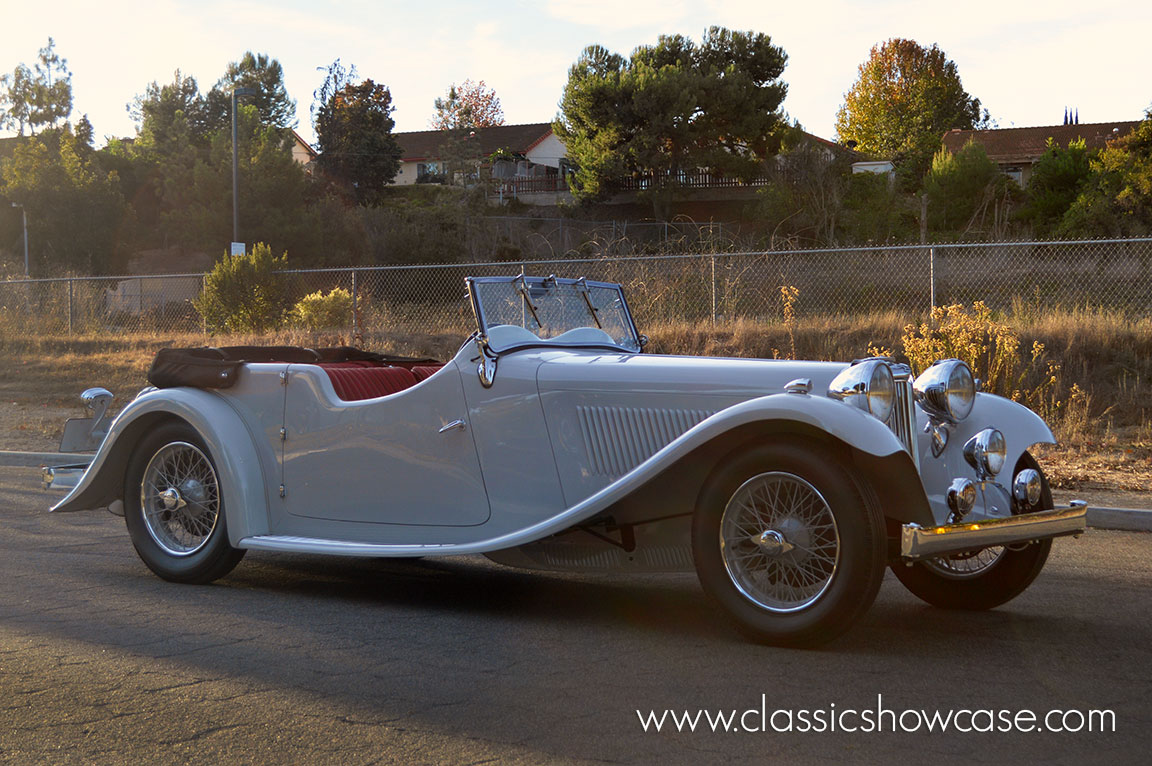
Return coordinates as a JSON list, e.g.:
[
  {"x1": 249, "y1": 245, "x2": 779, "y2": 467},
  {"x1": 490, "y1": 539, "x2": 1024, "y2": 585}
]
[
  {"x1": 941, "y1": 121, "x2": 1138, "y2": 186},
  {"x1": 393, "y1": 122, "x2": 563, "y2": 186}
]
